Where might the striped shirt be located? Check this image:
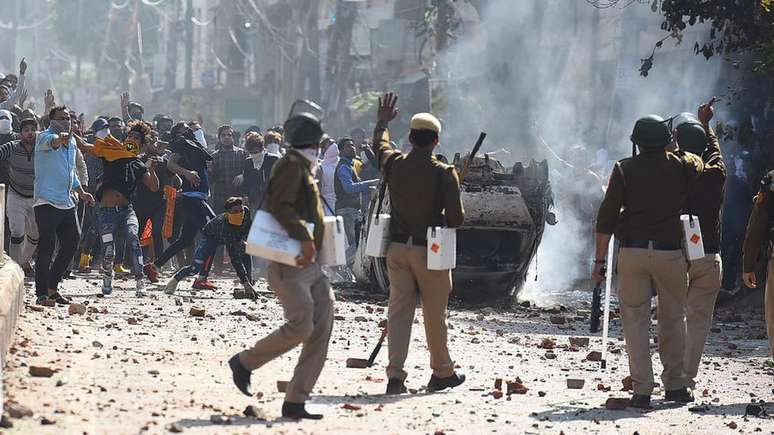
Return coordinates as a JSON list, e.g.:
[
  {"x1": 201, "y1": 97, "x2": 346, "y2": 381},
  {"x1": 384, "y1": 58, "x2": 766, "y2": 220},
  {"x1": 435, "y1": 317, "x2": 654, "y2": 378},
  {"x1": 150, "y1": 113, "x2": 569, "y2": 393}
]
[{"x1": 0, "y1": 140, "x2": 35, "y2": 198}]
